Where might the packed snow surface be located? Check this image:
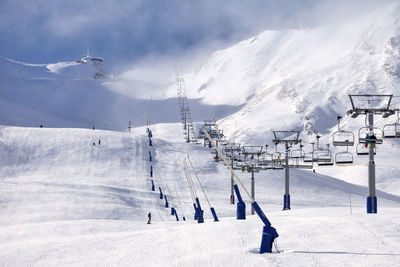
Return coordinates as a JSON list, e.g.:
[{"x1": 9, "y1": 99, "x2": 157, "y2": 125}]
[{"x1": 0, "y1": 124, "x2": 399, "y2": 266}]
